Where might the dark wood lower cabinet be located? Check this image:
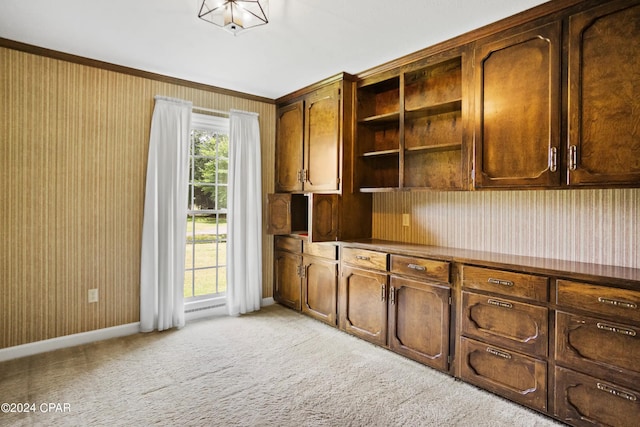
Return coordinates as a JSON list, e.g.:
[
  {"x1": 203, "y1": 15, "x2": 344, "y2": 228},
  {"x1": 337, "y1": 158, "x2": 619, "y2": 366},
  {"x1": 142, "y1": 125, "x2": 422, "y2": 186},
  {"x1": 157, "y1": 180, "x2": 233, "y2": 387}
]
[
  {"x1": 388, "y1": 276, "x2": 450, "y2": 371},
  {"x1": 274, "y1": 250, "x2": 301, "y2": 310},
  {"x1": 459, "y1": 336, "x2": 548, "y2": 412},
  {"x1": 338, "y1": 266, "x2": 388, "y2": 346},
  {"x1": 275, "y1": 240, "x2": 639, "y2": 427},
  {"x1": 554, "y1": 366, "x2": 640, "y2": 427},
  {"x1": 302, "y1": 256, "x2": 338, "y2": 326}
]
